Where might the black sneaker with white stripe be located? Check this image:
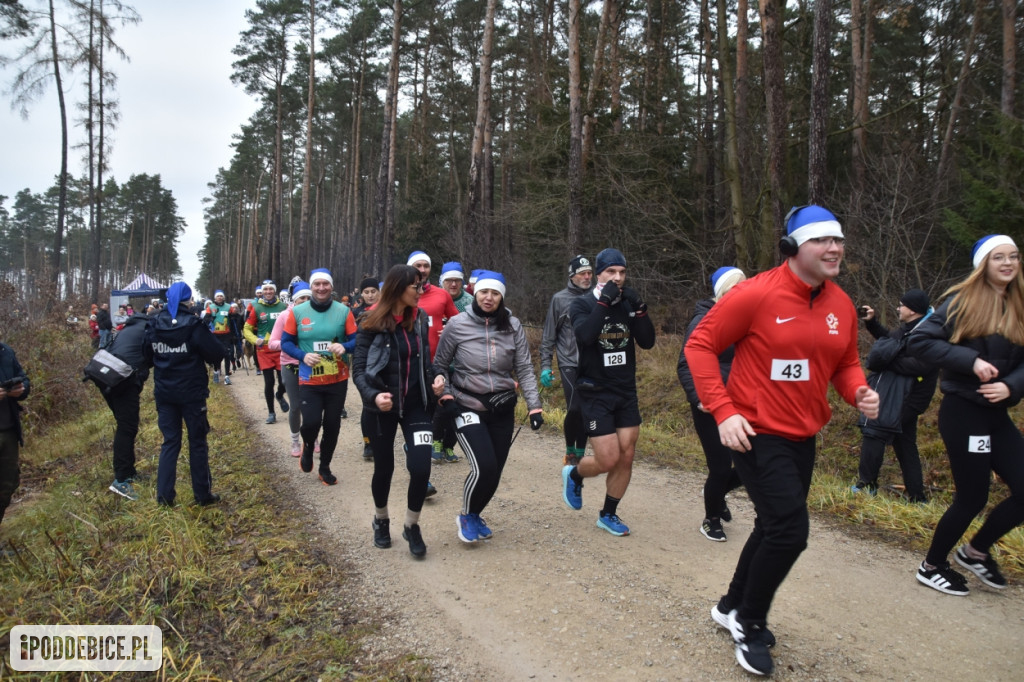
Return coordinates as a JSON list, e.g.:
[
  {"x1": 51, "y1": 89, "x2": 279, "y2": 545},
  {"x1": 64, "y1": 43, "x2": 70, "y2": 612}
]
[
  {"x1": 711, "y1": 601, "x2": 776, "y2": 648},
  {"x1": 954, "y1": 545, "x2": 1007, "y2": 589},
  {"x1": 727, "y1": 610, "x2": 774, "y2": 676},
  {"x1": 916, "y1": 561, "x2": 969, "y2": 596}
]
